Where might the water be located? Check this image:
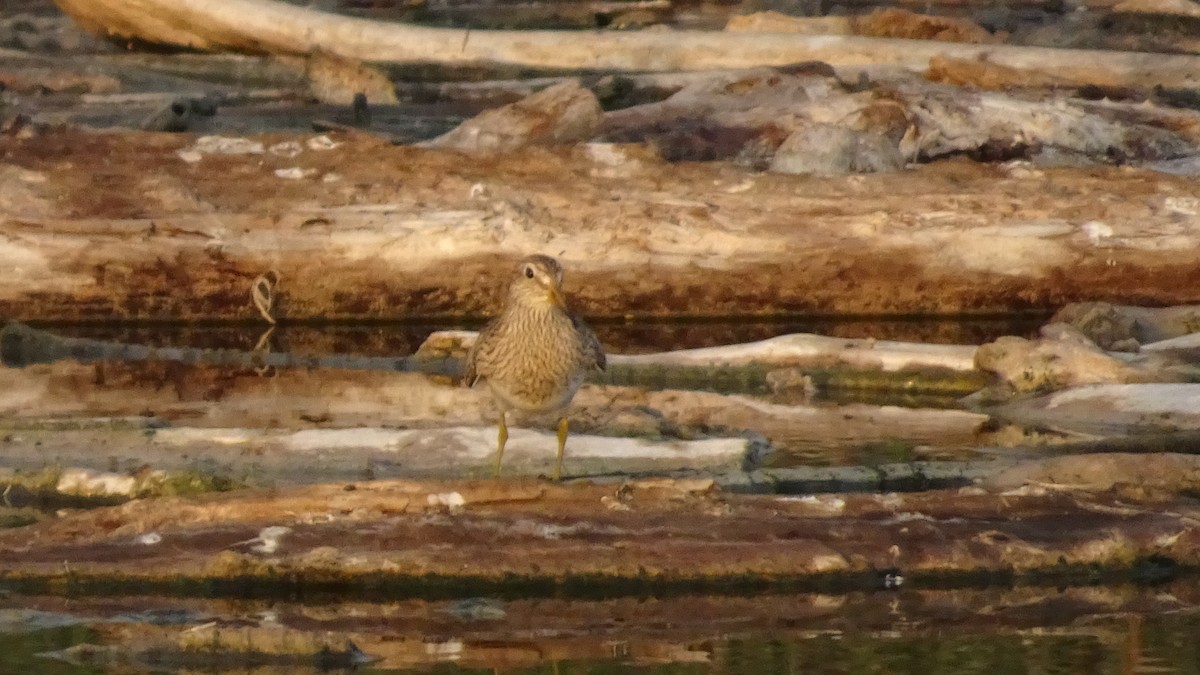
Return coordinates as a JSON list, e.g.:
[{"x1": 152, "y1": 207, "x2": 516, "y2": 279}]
[
  {"x1": 13, "y1": 317, "x2": 1033, "y2": 472},
  {"x1": 37, "y1": 315, "x2": 1044, "y2": 356},
  {"x1": 5, "y1": 588, "x2": 1200, "y2": 674}
]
